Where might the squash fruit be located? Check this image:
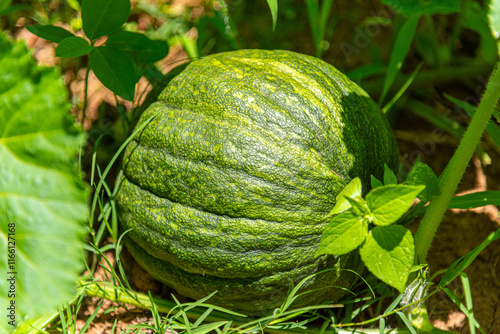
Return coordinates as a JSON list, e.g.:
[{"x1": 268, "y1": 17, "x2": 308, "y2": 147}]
[{"x1": 116, "y1": 49, "x2": 399, "y2": 314}]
